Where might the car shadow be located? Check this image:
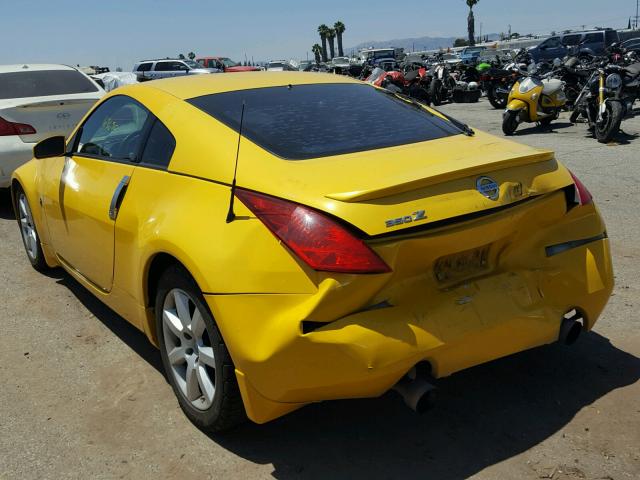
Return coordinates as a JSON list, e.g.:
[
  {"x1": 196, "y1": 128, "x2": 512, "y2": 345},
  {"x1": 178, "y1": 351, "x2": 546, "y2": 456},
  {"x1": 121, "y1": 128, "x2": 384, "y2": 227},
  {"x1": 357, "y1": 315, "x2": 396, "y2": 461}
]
[
  {"x1": 0, "y1": 188, "x2": 16, "y2": 220},
  {"x1": 49, "y1": 269, "x2": 639, "y2": 479},
  {"x1": 54, "y1": 271, "x2": 163, "y2": 374},
  {"x1": 210, "y1": 333, "x2": 639, "y2": 480}
]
